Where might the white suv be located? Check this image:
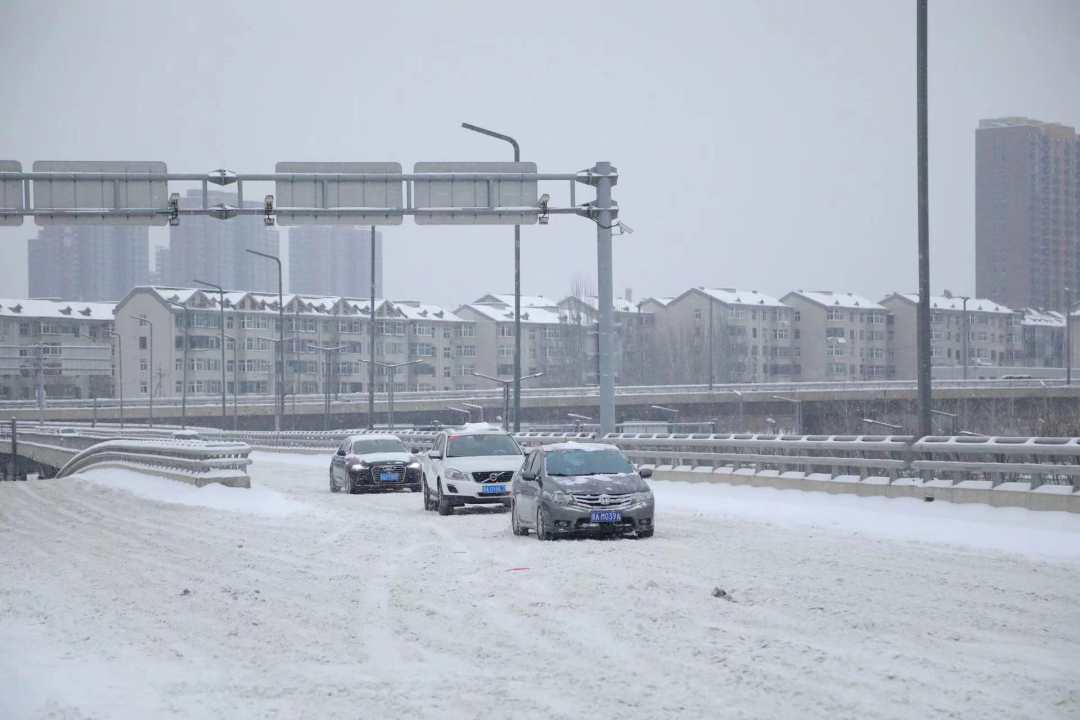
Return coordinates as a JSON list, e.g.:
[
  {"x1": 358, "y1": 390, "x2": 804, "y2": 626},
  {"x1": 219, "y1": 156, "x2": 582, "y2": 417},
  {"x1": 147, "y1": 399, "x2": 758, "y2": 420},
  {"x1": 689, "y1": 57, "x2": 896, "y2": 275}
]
[{"x1": 421, "y1": 424, "x2": 526, "y2": 516}]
